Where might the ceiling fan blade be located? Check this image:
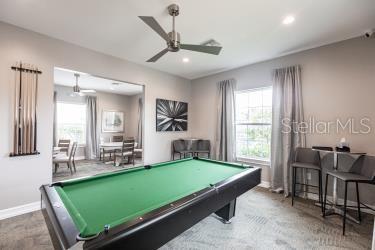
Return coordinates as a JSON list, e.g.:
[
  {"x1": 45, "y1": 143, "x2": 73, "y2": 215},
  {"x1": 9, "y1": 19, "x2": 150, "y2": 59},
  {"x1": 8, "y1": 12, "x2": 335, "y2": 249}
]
[
  {"x1": 180, "y1": 44, "x2": 222, "y2": 55},
  {"x1": 139, "y1": 16, "x2": 170, "y2": 42},
  {"x1": 147, "y1": 48, "x2": 169, "y2": 62},
  {"x1": 81, "y1": 89, "x2": 96, "y2": 93}
]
